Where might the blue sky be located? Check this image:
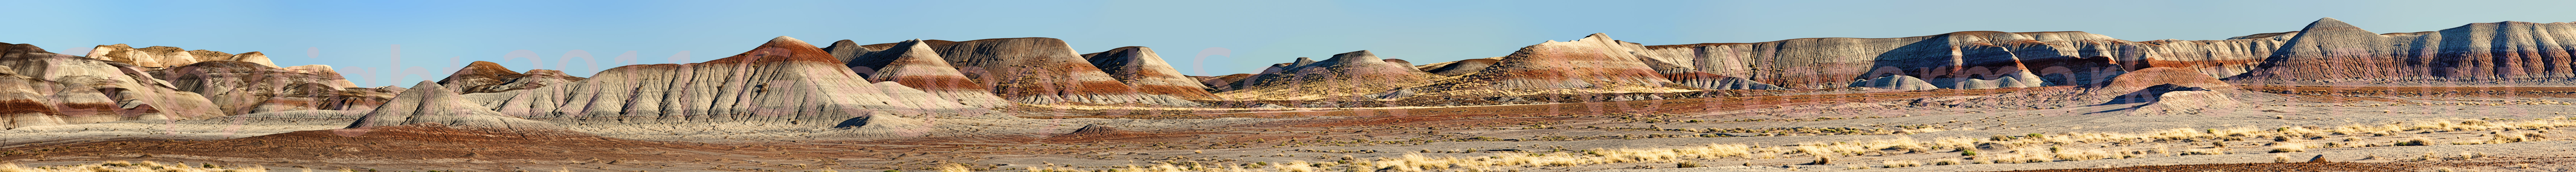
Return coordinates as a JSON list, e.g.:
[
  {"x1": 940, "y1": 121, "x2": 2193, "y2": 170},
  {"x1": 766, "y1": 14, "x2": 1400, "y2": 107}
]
[{"x1": 6, "y1": 0, "x2": 2575, "y2": 88}]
